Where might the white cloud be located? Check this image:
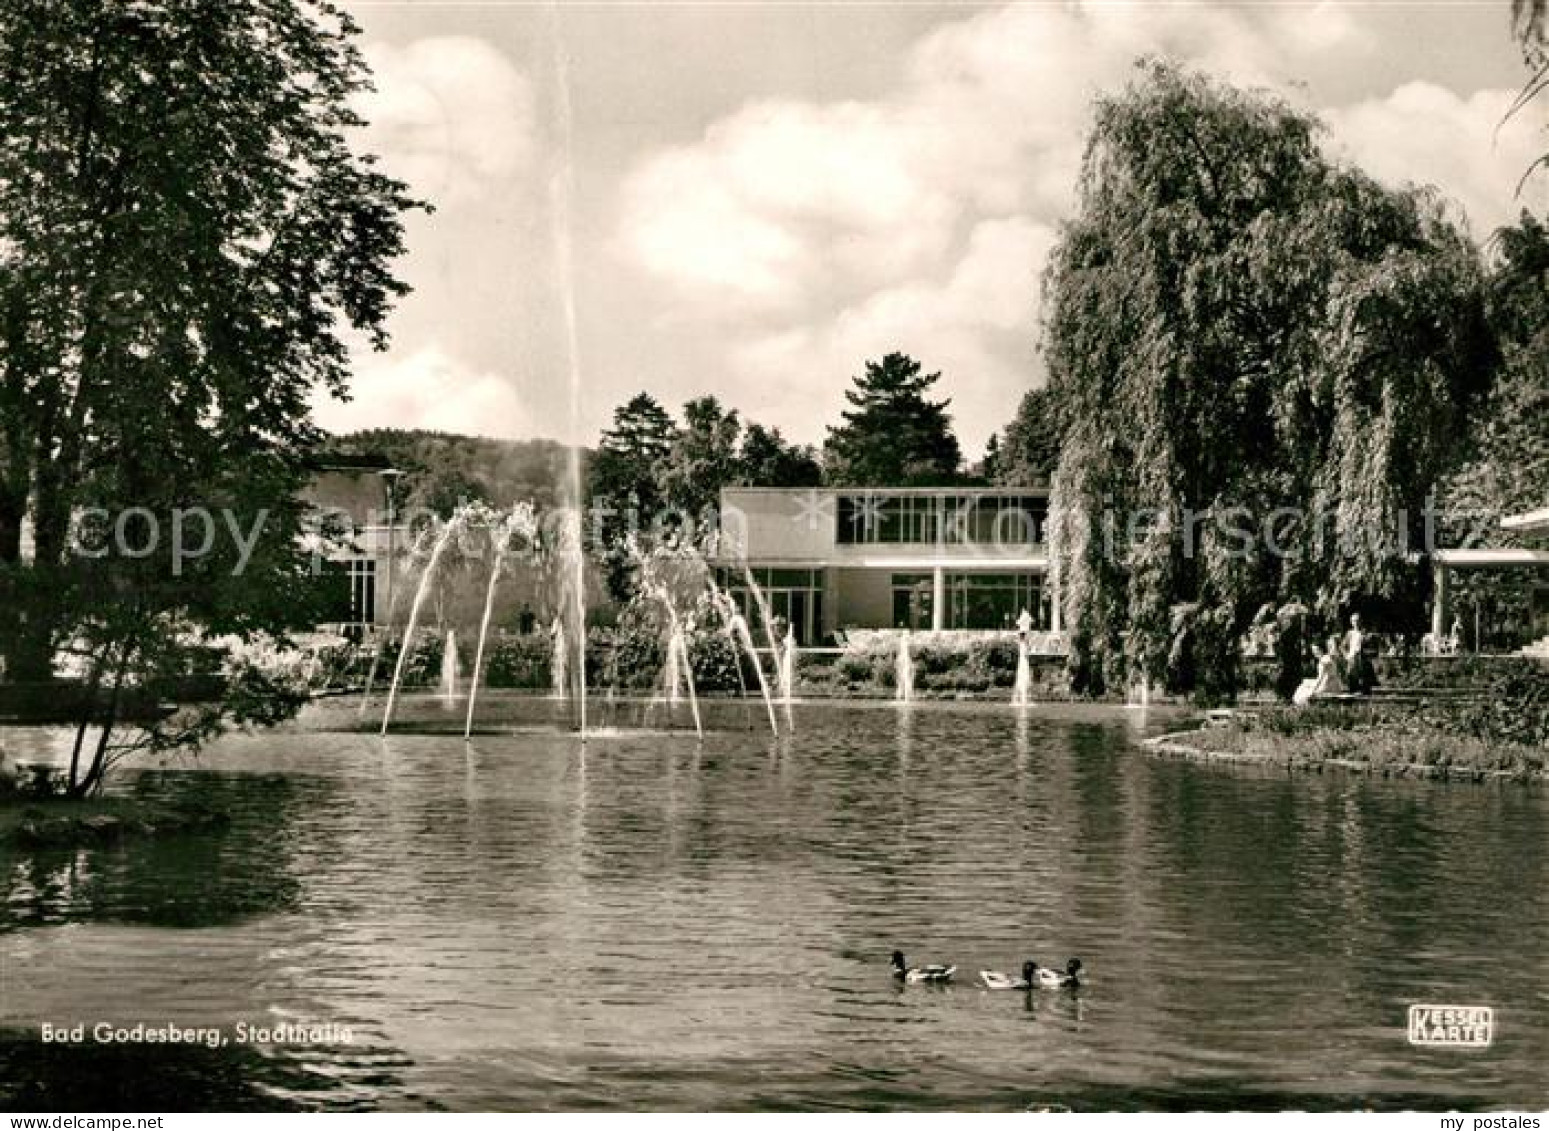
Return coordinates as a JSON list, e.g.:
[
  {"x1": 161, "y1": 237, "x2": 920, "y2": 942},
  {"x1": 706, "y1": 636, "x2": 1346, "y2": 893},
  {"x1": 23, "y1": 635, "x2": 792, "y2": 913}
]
[
  {"x1": 1325, "y1": 84, "x2": 1548, "y2": 235},
  {"x1": 1268, "y1": 1, "x2": 1378, "y2": 57},
  {"x1": 334, "y1": 38, "x2": 545, "y2": 448},
  {"x1": 621, "y1": 98, "x2": 959, "y2": 312},
  {"x1": 615, "y1": 0, "x2": 1525, "y2": 453},
  {"x1": 316, "y1": 345, "x2": 536, "y2": 440},
  {"x1": 354, "y1": 37, "x2": 535, "y2": 204},
  {"x1": 730, "y1": 217, "x2": 1055, "y2": 443}
]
